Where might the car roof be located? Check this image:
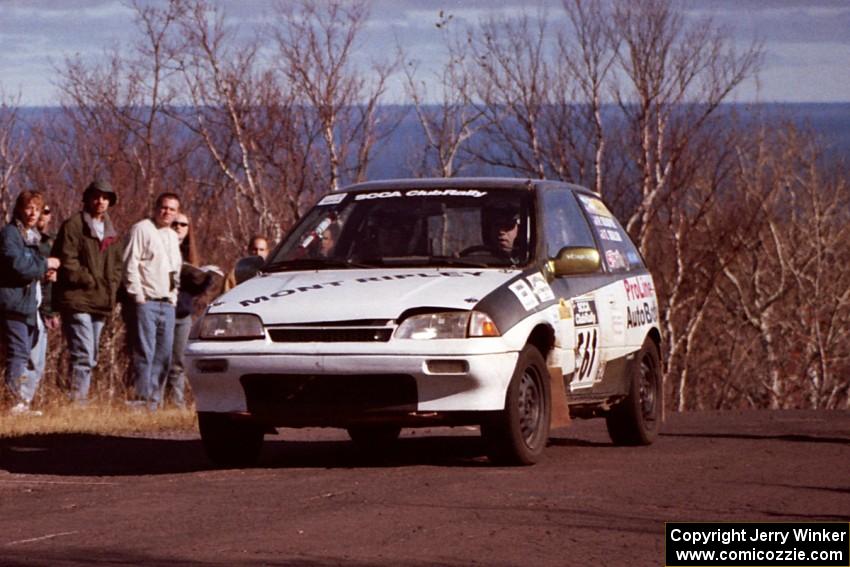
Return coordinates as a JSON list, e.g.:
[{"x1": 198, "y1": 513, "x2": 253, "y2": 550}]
[{"x1": 340, "y1": 177, "x2": 596, "y2": 196}]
